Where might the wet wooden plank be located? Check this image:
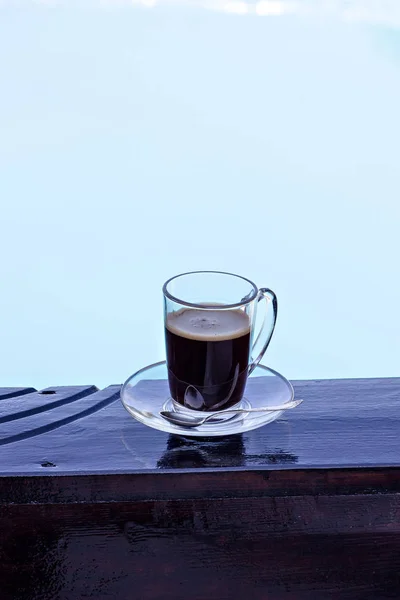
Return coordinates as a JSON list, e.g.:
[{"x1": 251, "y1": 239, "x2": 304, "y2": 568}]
[
  {"x1": 0, "y1": 377, "x2": 399, "y2": 600},
  {"x1": 2, "y1": 466, "x2": 400, "y2": 505},
  {"x1": 0, "y1": 385, "x2": 98, "y2": 424},
  {"x1": 0, "y1": 377, "x2": 399, "y2": 475},
  {"x1": 0, "y1": 387, "x2": 36, "y2": 400},
  {"x1": 0, "y1": 385, "x2": 120, "y2": 448},
  {"x1": 2, "y1": 496, "x2": 400, "y2": 600}
]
